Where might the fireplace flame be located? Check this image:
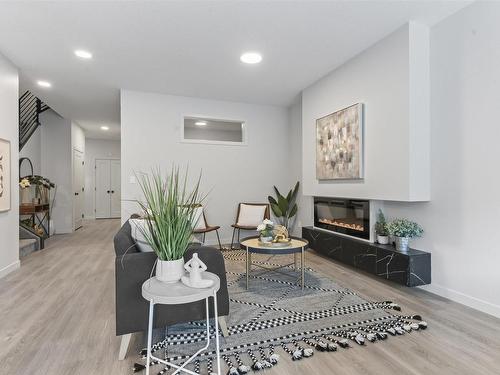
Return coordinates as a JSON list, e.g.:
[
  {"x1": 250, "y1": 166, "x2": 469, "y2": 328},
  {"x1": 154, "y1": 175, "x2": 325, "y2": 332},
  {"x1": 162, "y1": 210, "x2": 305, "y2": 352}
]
[{"x1": 318, "y1": 218, "x2": 364, "y2": 232}]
